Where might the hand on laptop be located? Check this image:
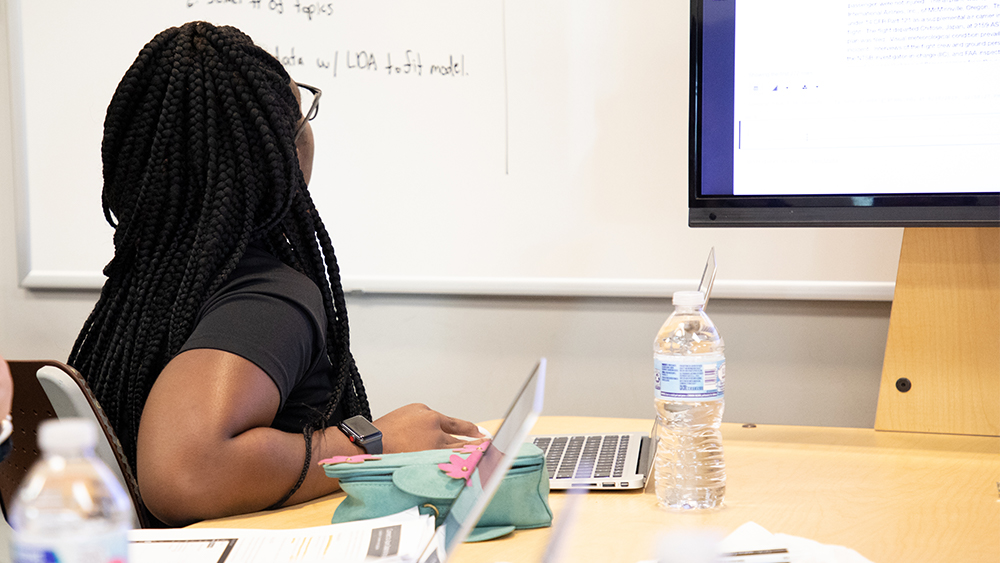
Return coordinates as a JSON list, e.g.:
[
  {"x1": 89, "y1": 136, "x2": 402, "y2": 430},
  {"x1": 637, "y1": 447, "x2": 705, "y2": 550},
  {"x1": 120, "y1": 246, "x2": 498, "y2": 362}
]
[{"x1": 375, "y1": 403, "x2": 485, "y2": 453}]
